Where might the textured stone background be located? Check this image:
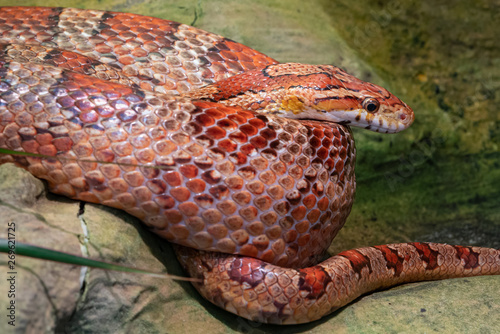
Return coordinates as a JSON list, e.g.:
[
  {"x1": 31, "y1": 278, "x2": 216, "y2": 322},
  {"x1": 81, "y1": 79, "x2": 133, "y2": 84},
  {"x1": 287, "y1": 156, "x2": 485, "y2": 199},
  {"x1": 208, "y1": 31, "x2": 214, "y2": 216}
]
[{"x1": 0, "y1": 0, "x2": 498, "y2": 333}]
